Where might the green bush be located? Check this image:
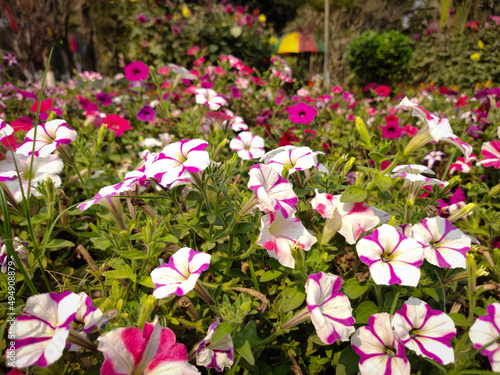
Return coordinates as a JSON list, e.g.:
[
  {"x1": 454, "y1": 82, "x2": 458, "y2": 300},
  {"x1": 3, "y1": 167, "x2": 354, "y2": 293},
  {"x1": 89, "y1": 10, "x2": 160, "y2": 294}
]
[
  {"x1": 408, "y1": 21, "x2": 500, "y2": 88},
  {"x1": 346, "y1": 30, "x2": 413, "y2": 87}
]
